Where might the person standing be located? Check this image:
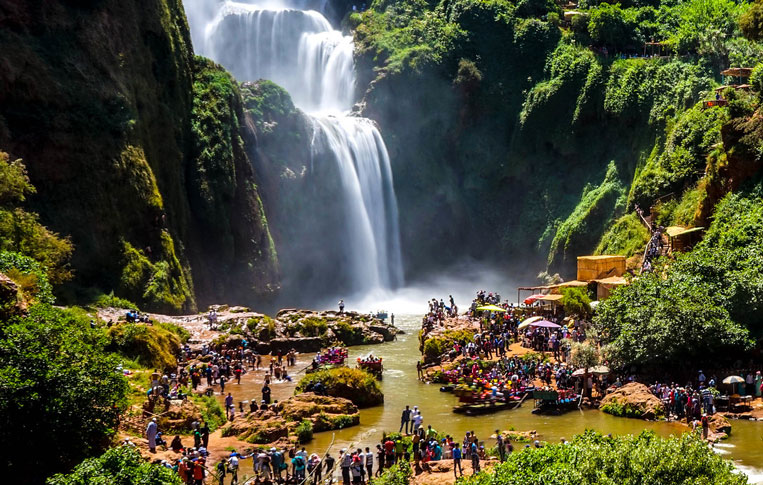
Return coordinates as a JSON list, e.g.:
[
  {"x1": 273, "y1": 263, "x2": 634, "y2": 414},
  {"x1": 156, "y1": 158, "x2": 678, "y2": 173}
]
[
  {"x1": 399, "y1": 405, "x2": 411, "y2": 434},
  {"x1": 496, "y1": 430, "x2": 506, "y2": 462},
  {"x1": 146, "y1": 418, "x2": 158, "y2": 453},
  {"x1": 413, "y1": 411, "x2": 423, "y2": 434},
  {"x1": 470, "y1": 439, "x2": 480, "y2": 474},
  {"x1": 339, "y1": 300, "x2": 345, "y2": 314},
  {"x1": 756, "y1": 371, "x2": 762, "y2": 399},
  {"x1": 364, "y1": 447, "x2": 374, "y2": 481},
  {"x1": 324, "y1": 452, "x2": 336, "y2": 484},
  {"x1": 452, "y1": 443, "x2": 463, "y2": 478},
  {"x1": 262, "y1": 383, "x2": 272, "y2": 404},
  {"x1": 225, "y1": 393, "x2": 234, "y2": 420},
  {"x1": 375, "y1": 444, "x2": 385, "y2": 477},
  {"x1": 340, "y1": 448, "x2": 352, "y2": 485}
]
